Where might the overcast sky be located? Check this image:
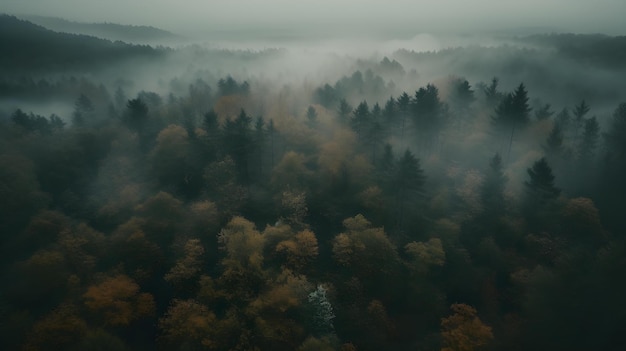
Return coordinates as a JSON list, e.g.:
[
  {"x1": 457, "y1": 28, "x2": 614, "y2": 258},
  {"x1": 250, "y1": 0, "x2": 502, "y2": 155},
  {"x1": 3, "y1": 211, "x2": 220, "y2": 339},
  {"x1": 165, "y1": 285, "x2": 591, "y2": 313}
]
[{"x1": 4, "y1": 0, "x2": 626, "y2": 37}]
